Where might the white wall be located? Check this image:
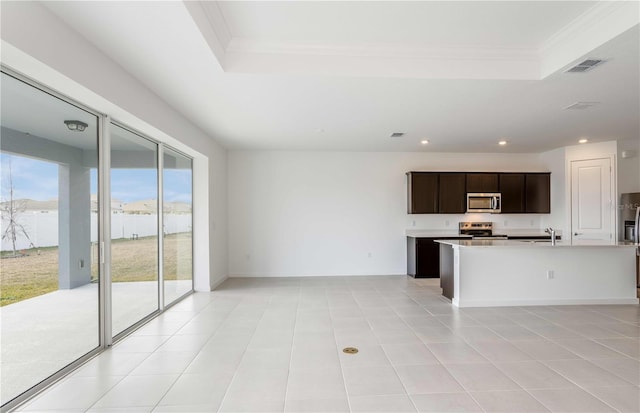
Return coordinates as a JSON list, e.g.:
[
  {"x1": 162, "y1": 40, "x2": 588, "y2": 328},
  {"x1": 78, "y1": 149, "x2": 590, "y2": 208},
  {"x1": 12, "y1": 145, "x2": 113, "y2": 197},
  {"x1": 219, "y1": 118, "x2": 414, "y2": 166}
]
[
  {"x1": 228, "y1": 151, "x2": 549, "y2": 277},
  {"x1": 539, "y1": 147, "x2": 567, "y2": 235},
  {"x1": 1, "y1": 2, "x2": 228, "y2": 289}
]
